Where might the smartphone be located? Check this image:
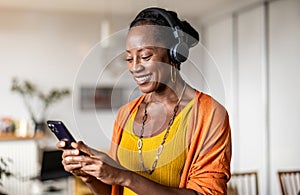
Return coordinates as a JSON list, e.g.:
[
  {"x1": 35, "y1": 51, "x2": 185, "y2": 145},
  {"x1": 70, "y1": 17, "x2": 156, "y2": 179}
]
[{"x1": 47, "y1": 120, "x2": 76, "y2": 149}]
